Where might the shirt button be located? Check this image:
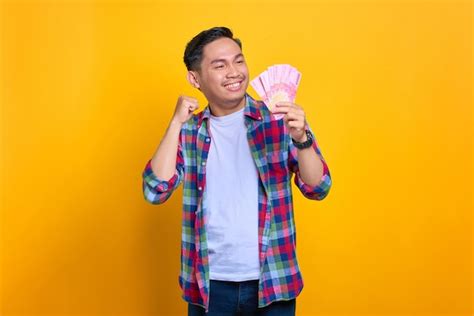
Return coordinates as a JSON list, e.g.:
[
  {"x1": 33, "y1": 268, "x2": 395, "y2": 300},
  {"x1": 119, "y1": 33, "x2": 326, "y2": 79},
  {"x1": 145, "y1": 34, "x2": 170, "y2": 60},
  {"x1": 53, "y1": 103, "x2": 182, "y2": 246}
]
[
  {"x1": 201, "y1": 161, "x2": 206, "y2": 166},
  {"x1": 198, "y1": 186, "x2": 202, "y2": 191},
  {"x1": 205, "y1": 138, "x2": 210, "y2": 142},
  {"x1": 258, "y1": 116, "x2": 262, "y2": 120}
]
